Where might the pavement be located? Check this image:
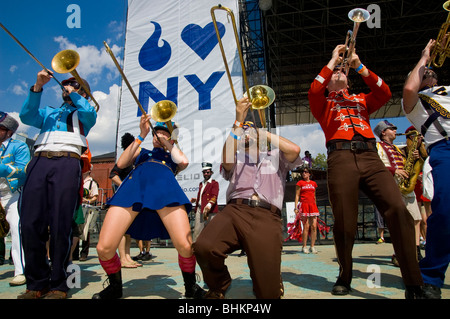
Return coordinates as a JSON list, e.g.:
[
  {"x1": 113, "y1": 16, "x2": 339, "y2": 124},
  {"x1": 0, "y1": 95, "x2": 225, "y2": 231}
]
[{"x1": 0, "y1": 239, "x2": 448, "y2": 301}]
